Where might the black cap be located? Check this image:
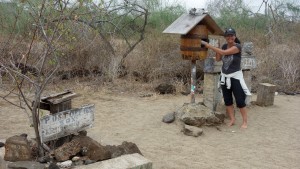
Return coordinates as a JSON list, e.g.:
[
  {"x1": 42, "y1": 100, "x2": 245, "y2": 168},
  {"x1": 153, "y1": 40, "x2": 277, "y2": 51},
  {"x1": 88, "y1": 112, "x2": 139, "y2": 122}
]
[{"x1": 224, "y1": 28, "x2": 236, "y2": 36}]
